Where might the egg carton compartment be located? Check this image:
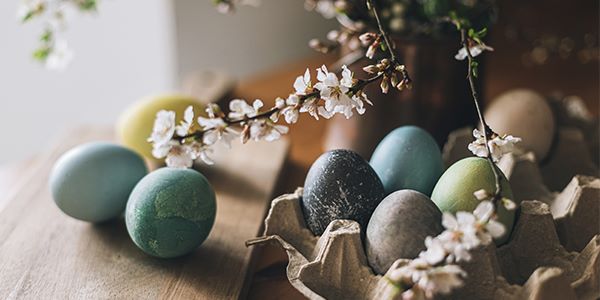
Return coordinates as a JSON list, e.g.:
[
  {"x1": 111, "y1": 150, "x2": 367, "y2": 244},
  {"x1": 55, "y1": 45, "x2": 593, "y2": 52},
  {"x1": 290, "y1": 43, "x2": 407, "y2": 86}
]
[{"x1": 248, "y1": 180, "x2": 599, "y2": 299}]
